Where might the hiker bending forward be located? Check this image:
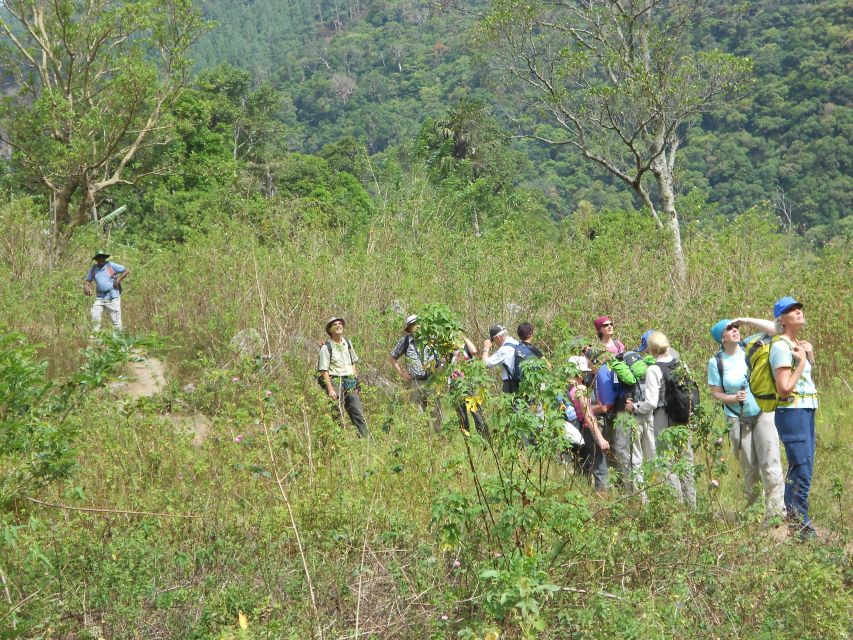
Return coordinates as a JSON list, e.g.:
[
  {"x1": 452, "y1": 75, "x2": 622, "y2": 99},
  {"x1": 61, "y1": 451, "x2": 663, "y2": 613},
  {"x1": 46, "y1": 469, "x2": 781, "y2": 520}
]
[
  {"x1": 82, "y1": 250, "x2": 128, "y2": 333},
  {"x1": 707, "y1": 317, "x2": 785, "y2": 523},
  {"x1": 317, "y1": 317, "x2": 368, "y2": 437}
]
